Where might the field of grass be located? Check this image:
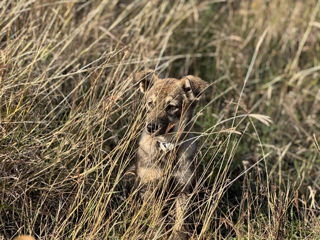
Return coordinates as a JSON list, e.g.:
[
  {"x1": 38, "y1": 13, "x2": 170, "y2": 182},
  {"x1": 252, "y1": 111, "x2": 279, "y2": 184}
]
[{"x1": 1, "y1": 0, "x2": 320, "y2": 239}]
